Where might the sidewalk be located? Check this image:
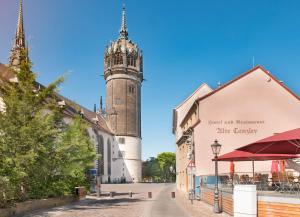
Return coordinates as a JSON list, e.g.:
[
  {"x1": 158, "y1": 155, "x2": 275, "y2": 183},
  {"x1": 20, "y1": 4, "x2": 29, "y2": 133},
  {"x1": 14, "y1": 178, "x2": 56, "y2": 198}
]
[{"x1": 175, "y1": 190, "x2": 232, "y2": 217}]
